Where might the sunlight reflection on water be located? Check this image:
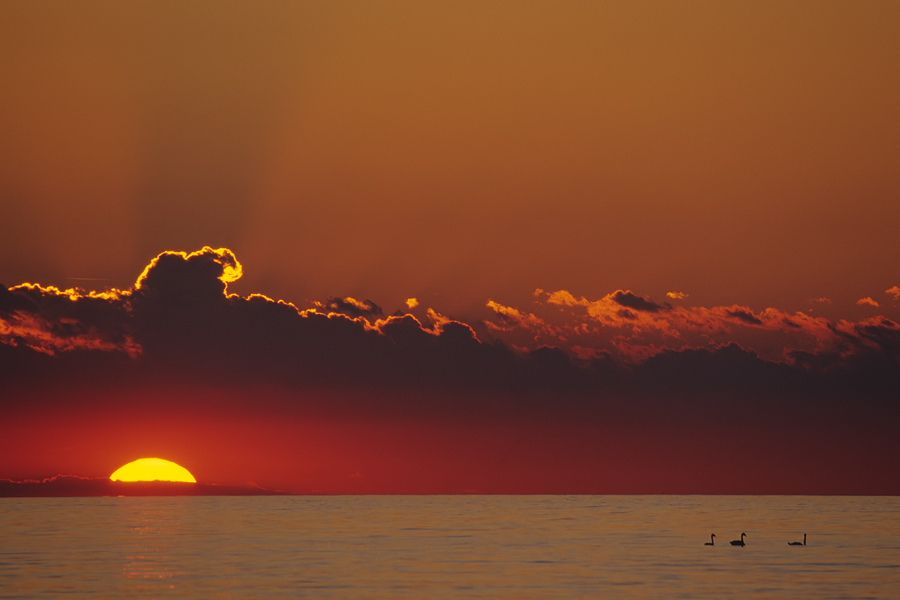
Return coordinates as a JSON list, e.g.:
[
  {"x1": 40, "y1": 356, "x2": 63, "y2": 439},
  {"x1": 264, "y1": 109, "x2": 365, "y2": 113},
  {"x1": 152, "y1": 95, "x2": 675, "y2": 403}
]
[{"x1": 1, "y1": 495, "x2": 899, "y2": 599}]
